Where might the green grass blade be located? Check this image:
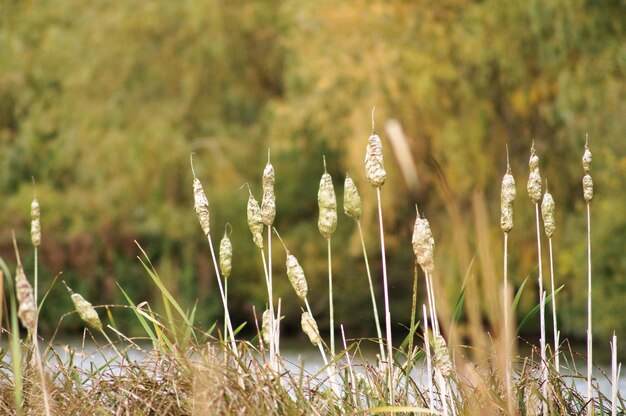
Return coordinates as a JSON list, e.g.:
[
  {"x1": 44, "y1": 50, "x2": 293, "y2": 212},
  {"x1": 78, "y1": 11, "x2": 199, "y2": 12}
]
[
  {"x1": 517, "y1": 285, "x2": 564, "y2": 334},
  {"x1": 0, "y1": 257, "x2": 22, "y2": 415},
  {"x1": 116, "y1": 283, "x2": 159, "y2": 349},
  {"x1": 513, "y1": 276, "x2": 529, "y2": 312}
]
